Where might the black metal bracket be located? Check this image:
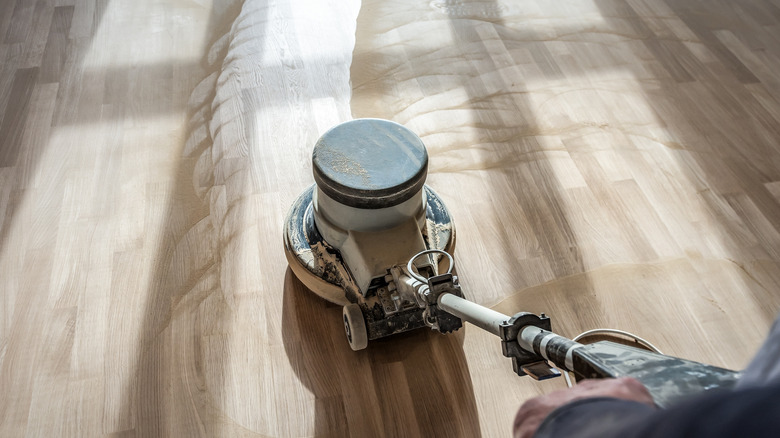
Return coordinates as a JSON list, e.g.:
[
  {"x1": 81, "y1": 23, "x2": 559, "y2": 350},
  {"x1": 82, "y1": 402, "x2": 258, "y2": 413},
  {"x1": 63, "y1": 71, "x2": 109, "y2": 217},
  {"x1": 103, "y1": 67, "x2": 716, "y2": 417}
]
[
  {"x1": 425, "y1": 273, "x2": 464, "y2": 334},
  {"x1": 499, "y1": 312, "x2": 555, "y2": 377}
]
